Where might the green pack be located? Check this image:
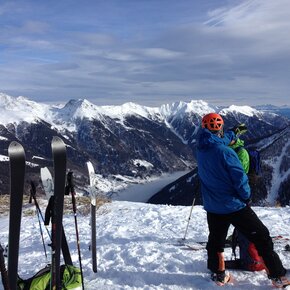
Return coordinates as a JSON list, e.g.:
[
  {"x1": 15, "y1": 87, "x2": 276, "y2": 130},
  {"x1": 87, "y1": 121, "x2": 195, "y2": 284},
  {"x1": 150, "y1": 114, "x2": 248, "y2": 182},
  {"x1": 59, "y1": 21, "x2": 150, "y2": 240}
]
[{"x1": 17, "y1": 264, "x2": 82, "y2": 290}]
